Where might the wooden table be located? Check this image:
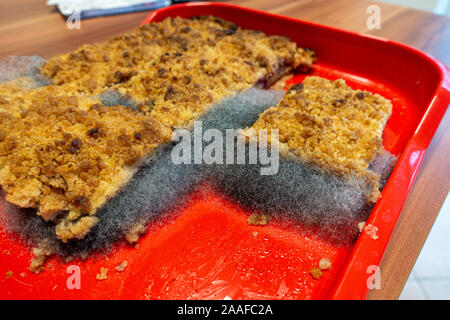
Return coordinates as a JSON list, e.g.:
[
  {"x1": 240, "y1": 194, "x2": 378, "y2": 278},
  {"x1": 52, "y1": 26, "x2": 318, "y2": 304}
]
[{"x1": 0, "y1": 0, "x2": 449, "y2": 300}]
